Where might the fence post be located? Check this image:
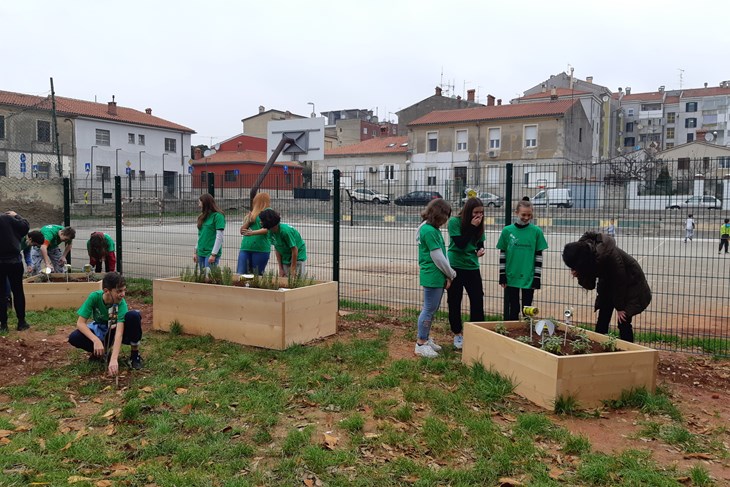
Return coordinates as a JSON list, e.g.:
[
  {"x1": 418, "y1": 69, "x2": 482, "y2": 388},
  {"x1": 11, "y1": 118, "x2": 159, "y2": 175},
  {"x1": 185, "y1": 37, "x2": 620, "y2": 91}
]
[
  {"x1": 207, "y1": 172, "x2": 215, "y2": 198},
  {"x1": 63, "y1": 177, "x2": 71, "y2": 265},
  {"x1": 333, "y1": 169, "x2": 341, "y2": 285},
  {"x1": 503, "y1": 163, "x2": 513, "y2": 320},
  {"x1": 115, "y1": 176, "x2": 123, "y2": 274}
]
